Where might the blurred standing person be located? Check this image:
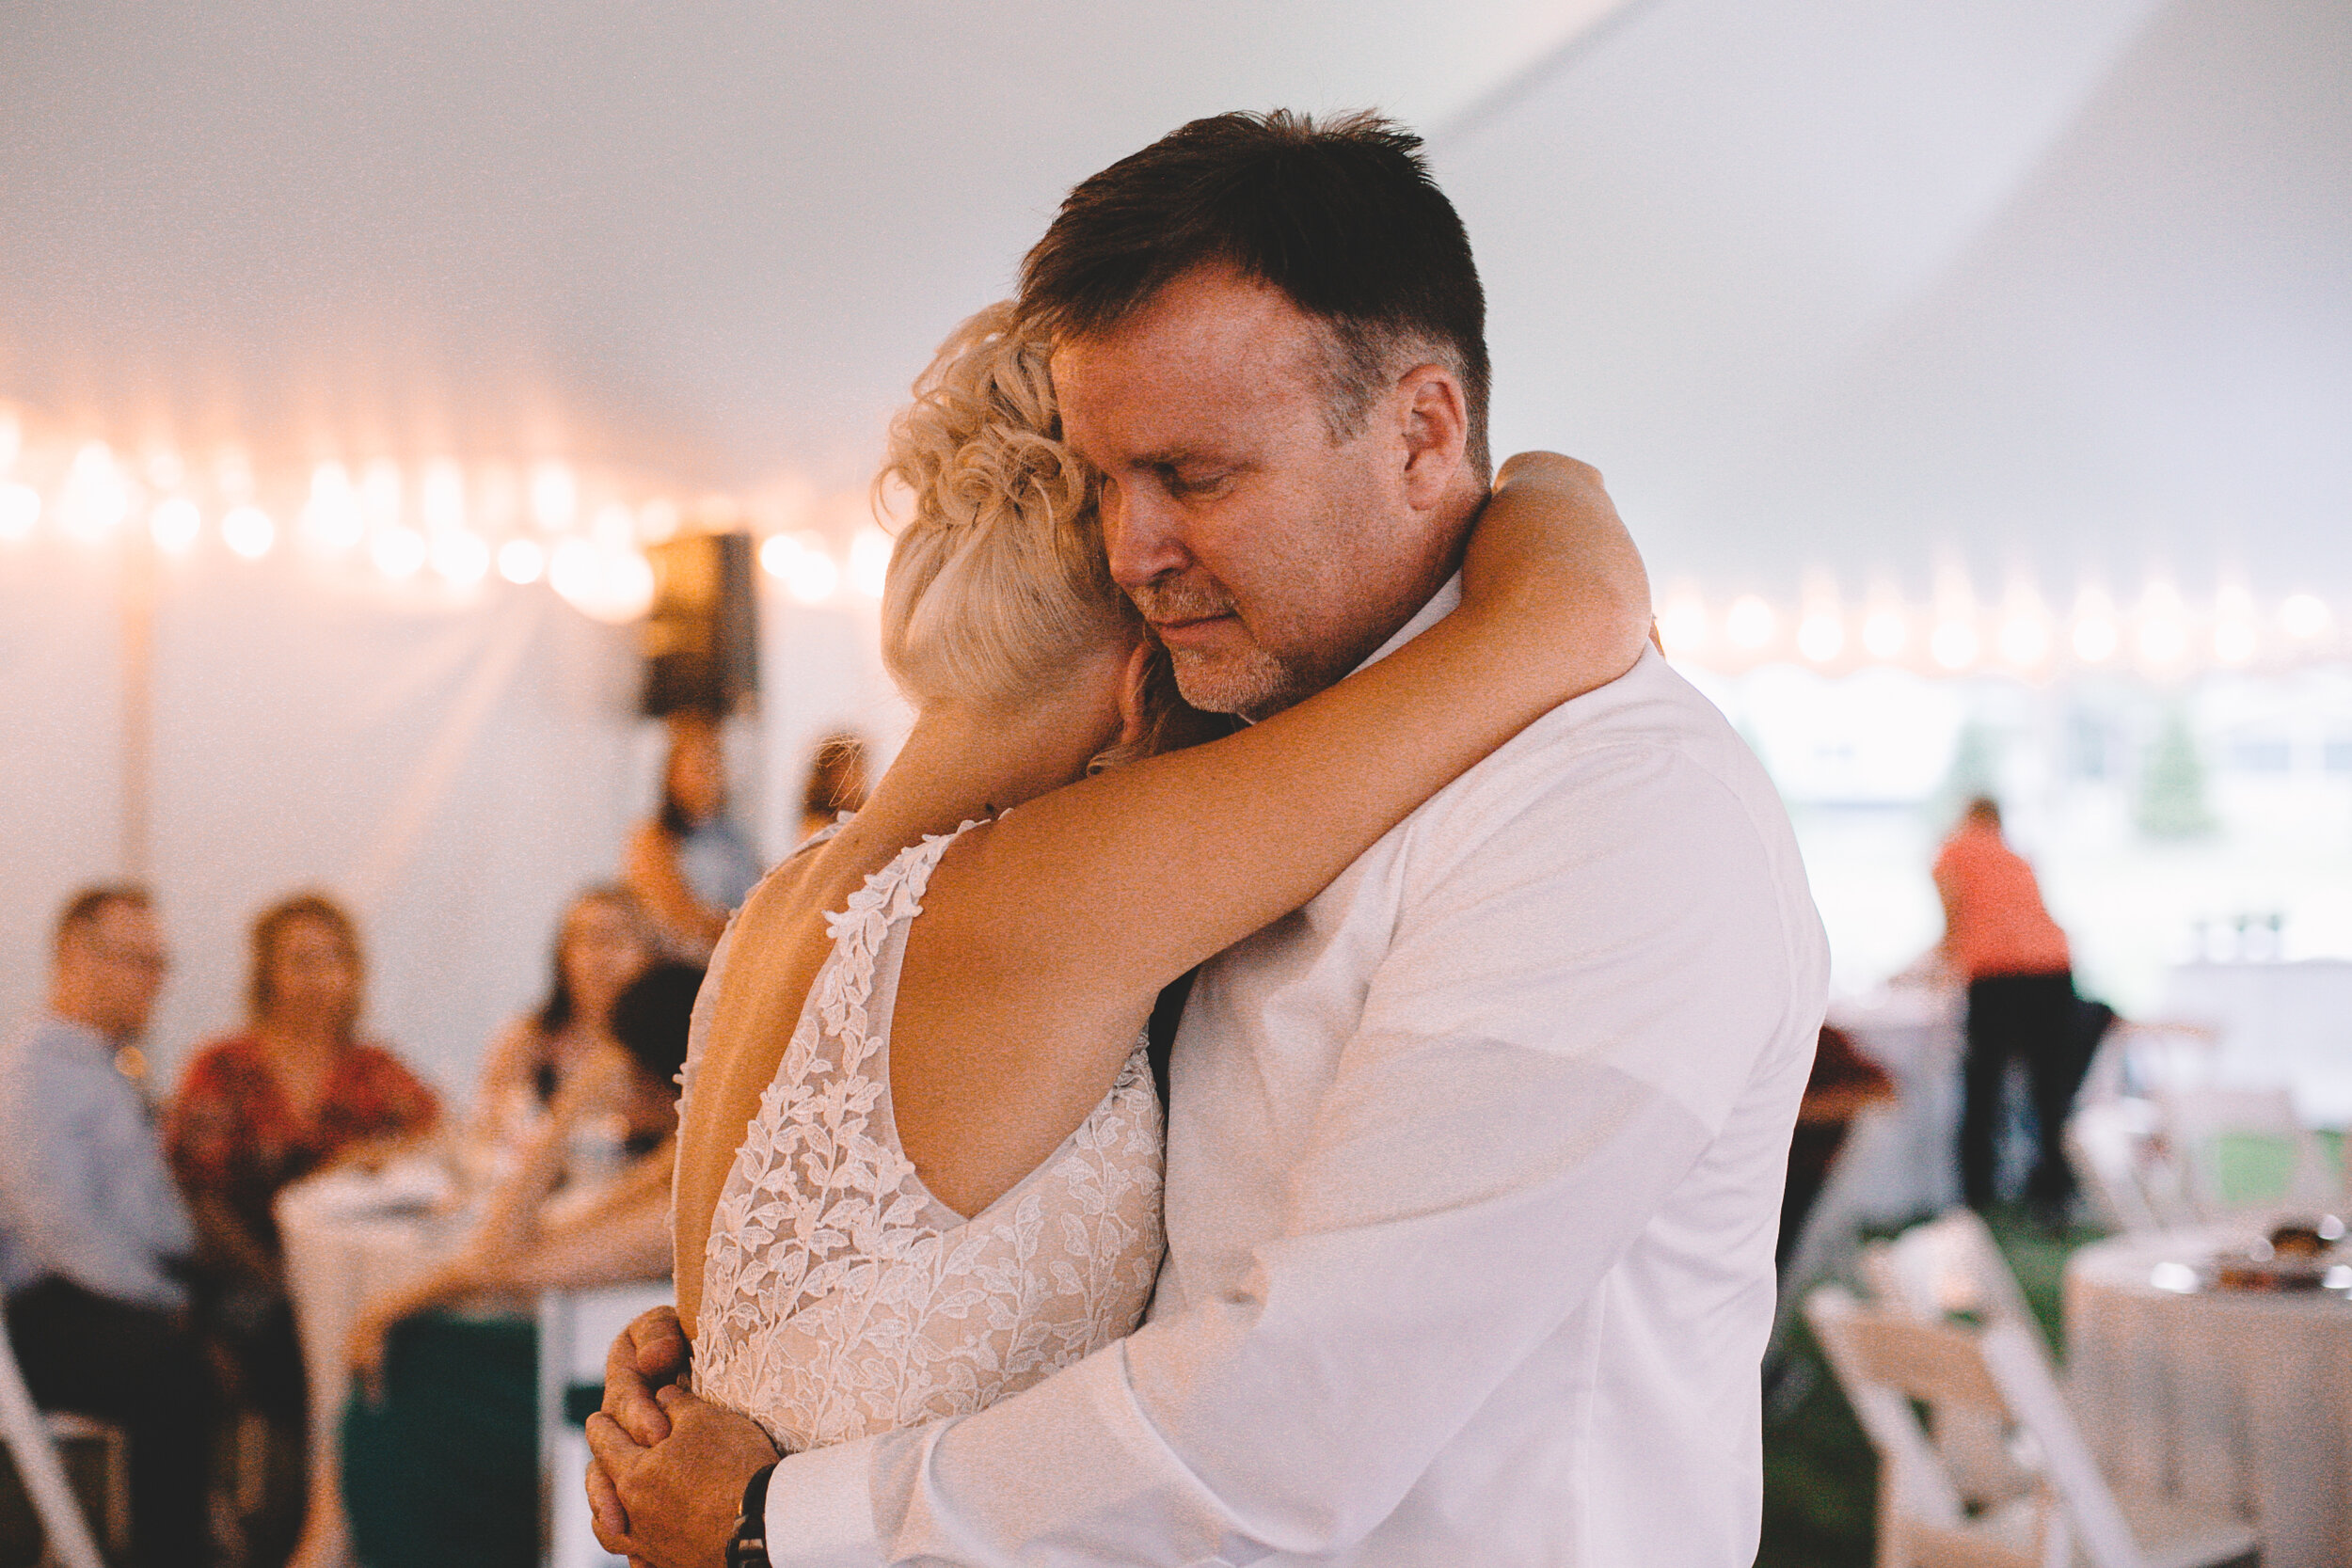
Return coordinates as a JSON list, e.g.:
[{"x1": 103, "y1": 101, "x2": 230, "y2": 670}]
[
  {"x1": 0, "y1": 885, "x2": 215, "y2": 1568},
  {"x1": 626, "y1": 710, "x2": 763, "y2": 959},
  {"x1": 795, "y1": 730, "x2": 869, "y2": 844},
  {"x1": 1934, "y1": 797, "x2": 2077, "y2": 1216},
  {"x1": 167, "y1": 894, "x2": 441, "y2": 1438},
  {"x1": 470, "y1": 885, "x2": 655, "y2": 1152}
]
